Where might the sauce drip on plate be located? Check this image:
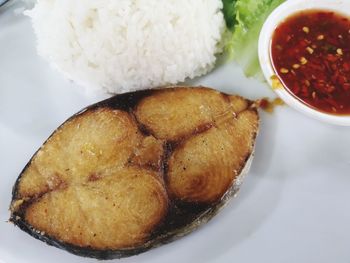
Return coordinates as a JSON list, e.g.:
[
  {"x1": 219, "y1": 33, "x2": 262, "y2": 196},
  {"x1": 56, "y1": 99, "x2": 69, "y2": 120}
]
[{"x1": 271, "y1": 10, "x2": 350, "y2": 115}]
